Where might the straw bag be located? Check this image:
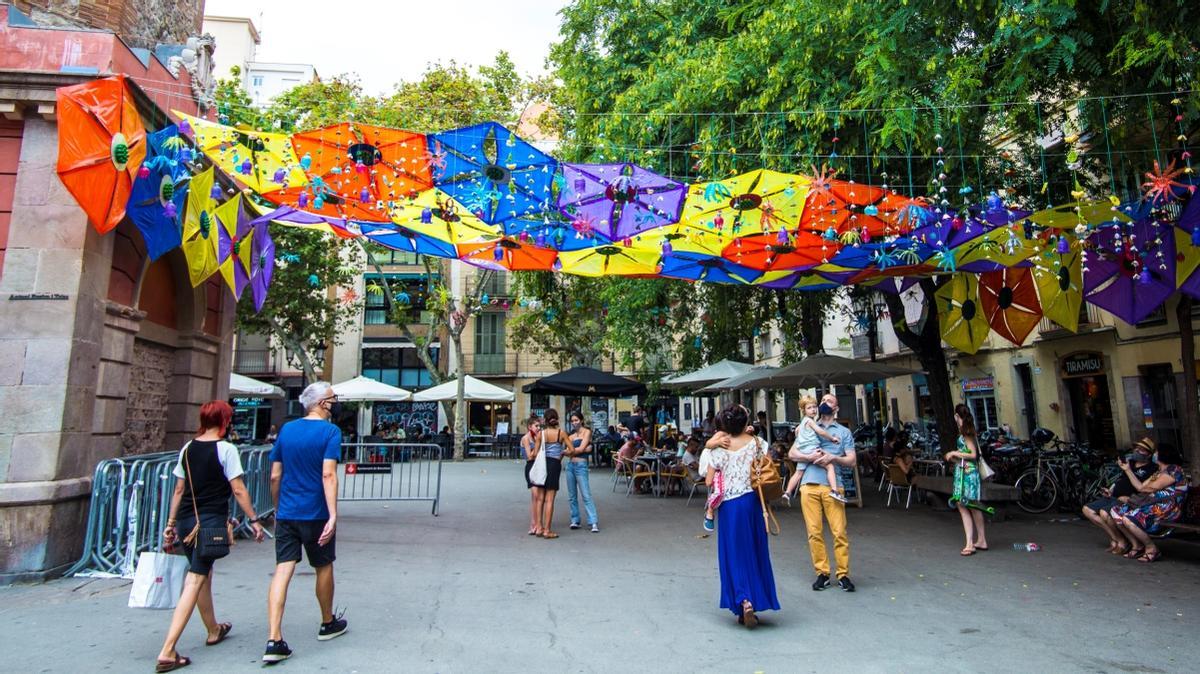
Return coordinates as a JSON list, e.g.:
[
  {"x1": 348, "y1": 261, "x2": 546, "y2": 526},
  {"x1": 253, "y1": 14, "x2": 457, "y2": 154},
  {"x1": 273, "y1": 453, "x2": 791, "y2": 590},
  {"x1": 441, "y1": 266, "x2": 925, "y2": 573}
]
[{"x1": 750, "y1": 438, "x2": 782, "y2": 535}]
